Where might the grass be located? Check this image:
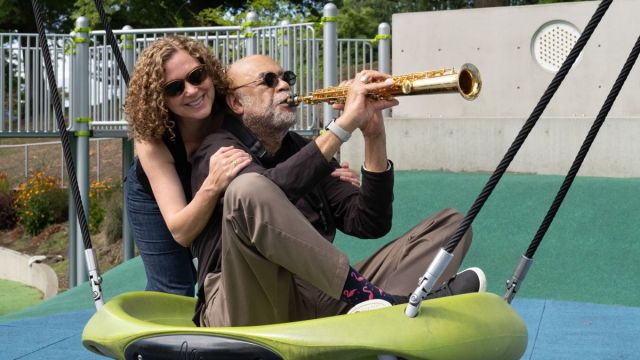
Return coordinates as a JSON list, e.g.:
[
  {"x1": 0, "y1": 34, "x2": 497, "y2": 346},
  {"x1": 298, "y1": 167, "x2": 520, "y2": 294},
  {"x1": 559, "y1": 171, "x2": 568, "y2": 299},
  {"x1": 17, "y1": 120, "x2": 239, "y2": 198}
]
[
  {"x1": 0, "y1": 136, "x2": 128, "y2": 308},
  {"x1": 1, "y1": 221, "x2": 126, "y2": 295},
  {"x1": 0, "y1": 279, "x2": 43, "y2": 315}
]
